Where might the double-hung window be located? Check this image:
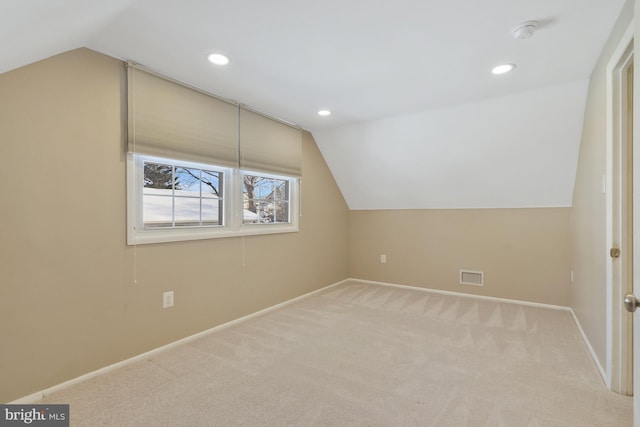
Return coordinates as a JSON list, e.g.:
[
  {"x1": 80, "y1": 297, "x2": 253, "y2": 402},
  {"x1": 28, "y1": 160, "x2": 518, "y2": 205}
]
[{"x1": 126, "y1": 65, "x2": 301, "y2": 245}]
